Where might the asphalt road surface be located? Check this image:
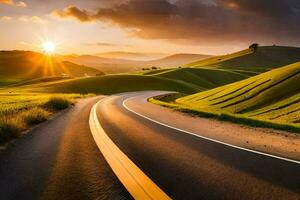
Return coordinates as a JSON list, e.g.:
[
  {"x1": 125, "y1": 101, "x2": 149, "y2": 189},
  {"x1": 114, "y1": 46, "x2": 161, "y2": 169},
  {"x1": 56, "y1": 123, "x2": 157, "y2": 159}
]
[
  {"x1": 0, "y1": 96, "x2": 131, "y2": 200},
  {"x1": 0, "y1": 91, "x2": 299, "y2": 200}
]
